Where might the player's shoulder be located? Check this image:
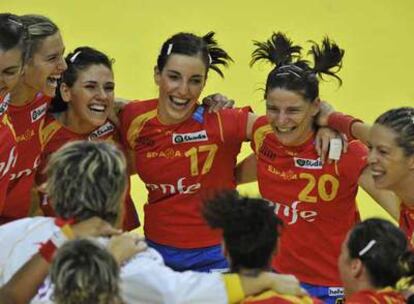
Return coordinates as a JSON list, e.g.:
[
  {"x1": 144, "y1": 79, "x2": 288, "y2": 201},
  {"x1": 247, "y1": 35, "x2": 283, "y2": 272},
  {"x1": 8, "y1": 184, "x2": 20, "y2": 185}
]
[
  {"x1": 123, "y1": 98, "x2": 157, "y2": 113},
  {"x1": 121, "y1": 99, "x2": 158, "y2": 128}
]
